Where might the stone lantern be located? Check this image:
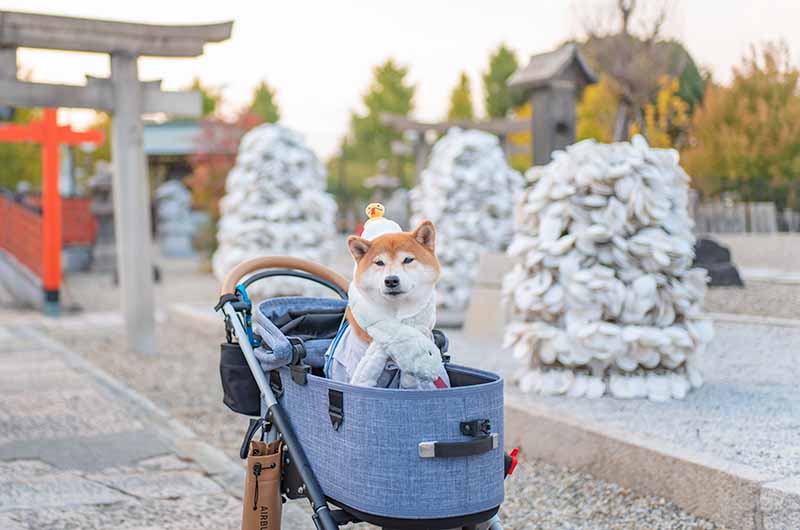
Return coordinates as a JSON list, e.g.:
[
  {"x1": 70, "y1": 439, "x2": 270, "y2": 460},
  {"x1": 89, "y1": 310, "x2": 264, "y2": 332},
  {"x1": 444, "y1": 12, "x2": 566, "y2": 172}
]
[
  {"x1": 509, "y1": 43, "x2": 597, "y2": 166},
  {"x1": 365, "y1": 159, "x2": 408, "y2": 229},
  {"x1": 88, "y1": 161, "x2": 116, "y2": 274}
]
